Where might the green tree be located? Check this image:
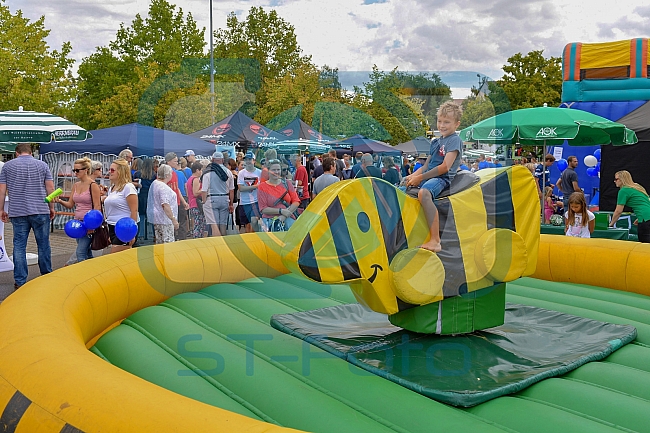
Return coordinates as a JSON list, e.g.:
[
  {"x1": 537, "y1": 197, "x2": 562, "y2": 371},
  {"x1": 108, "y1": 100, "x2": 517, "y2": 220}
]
[
  {"x1": 213, "y1": 6, "x2": 312, "y2": 111},
  {"x1": 460, "y1": 96, "x2": 496, "y2": 129},
  {"x1": 354, "y1": 67, "x2": 450, "y2": 144},
  {"x1": 399, "y1": 71, "x2": 452, "y2": 128},
  {"x1": 313, "y1": 101, "x2": 391, "y2": 141},
  {"x1": 460, "y1": 81, "x2": 512, "y2": 129},
  {"x1": 0, "y1": 0, "x2": 75, "y2": 114},
  {"x1": 498, "y1": 50, "x2": 562, "y2": 110},
  {"x1": 110, "y1": 0, "x2": 204, "y2": 70},
  {"x1": 256, "y1": 63, "x2": 347, "y2": 128},
  {"x1": 72, "y1": 0, "x2": 206, "y2": 130}
]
